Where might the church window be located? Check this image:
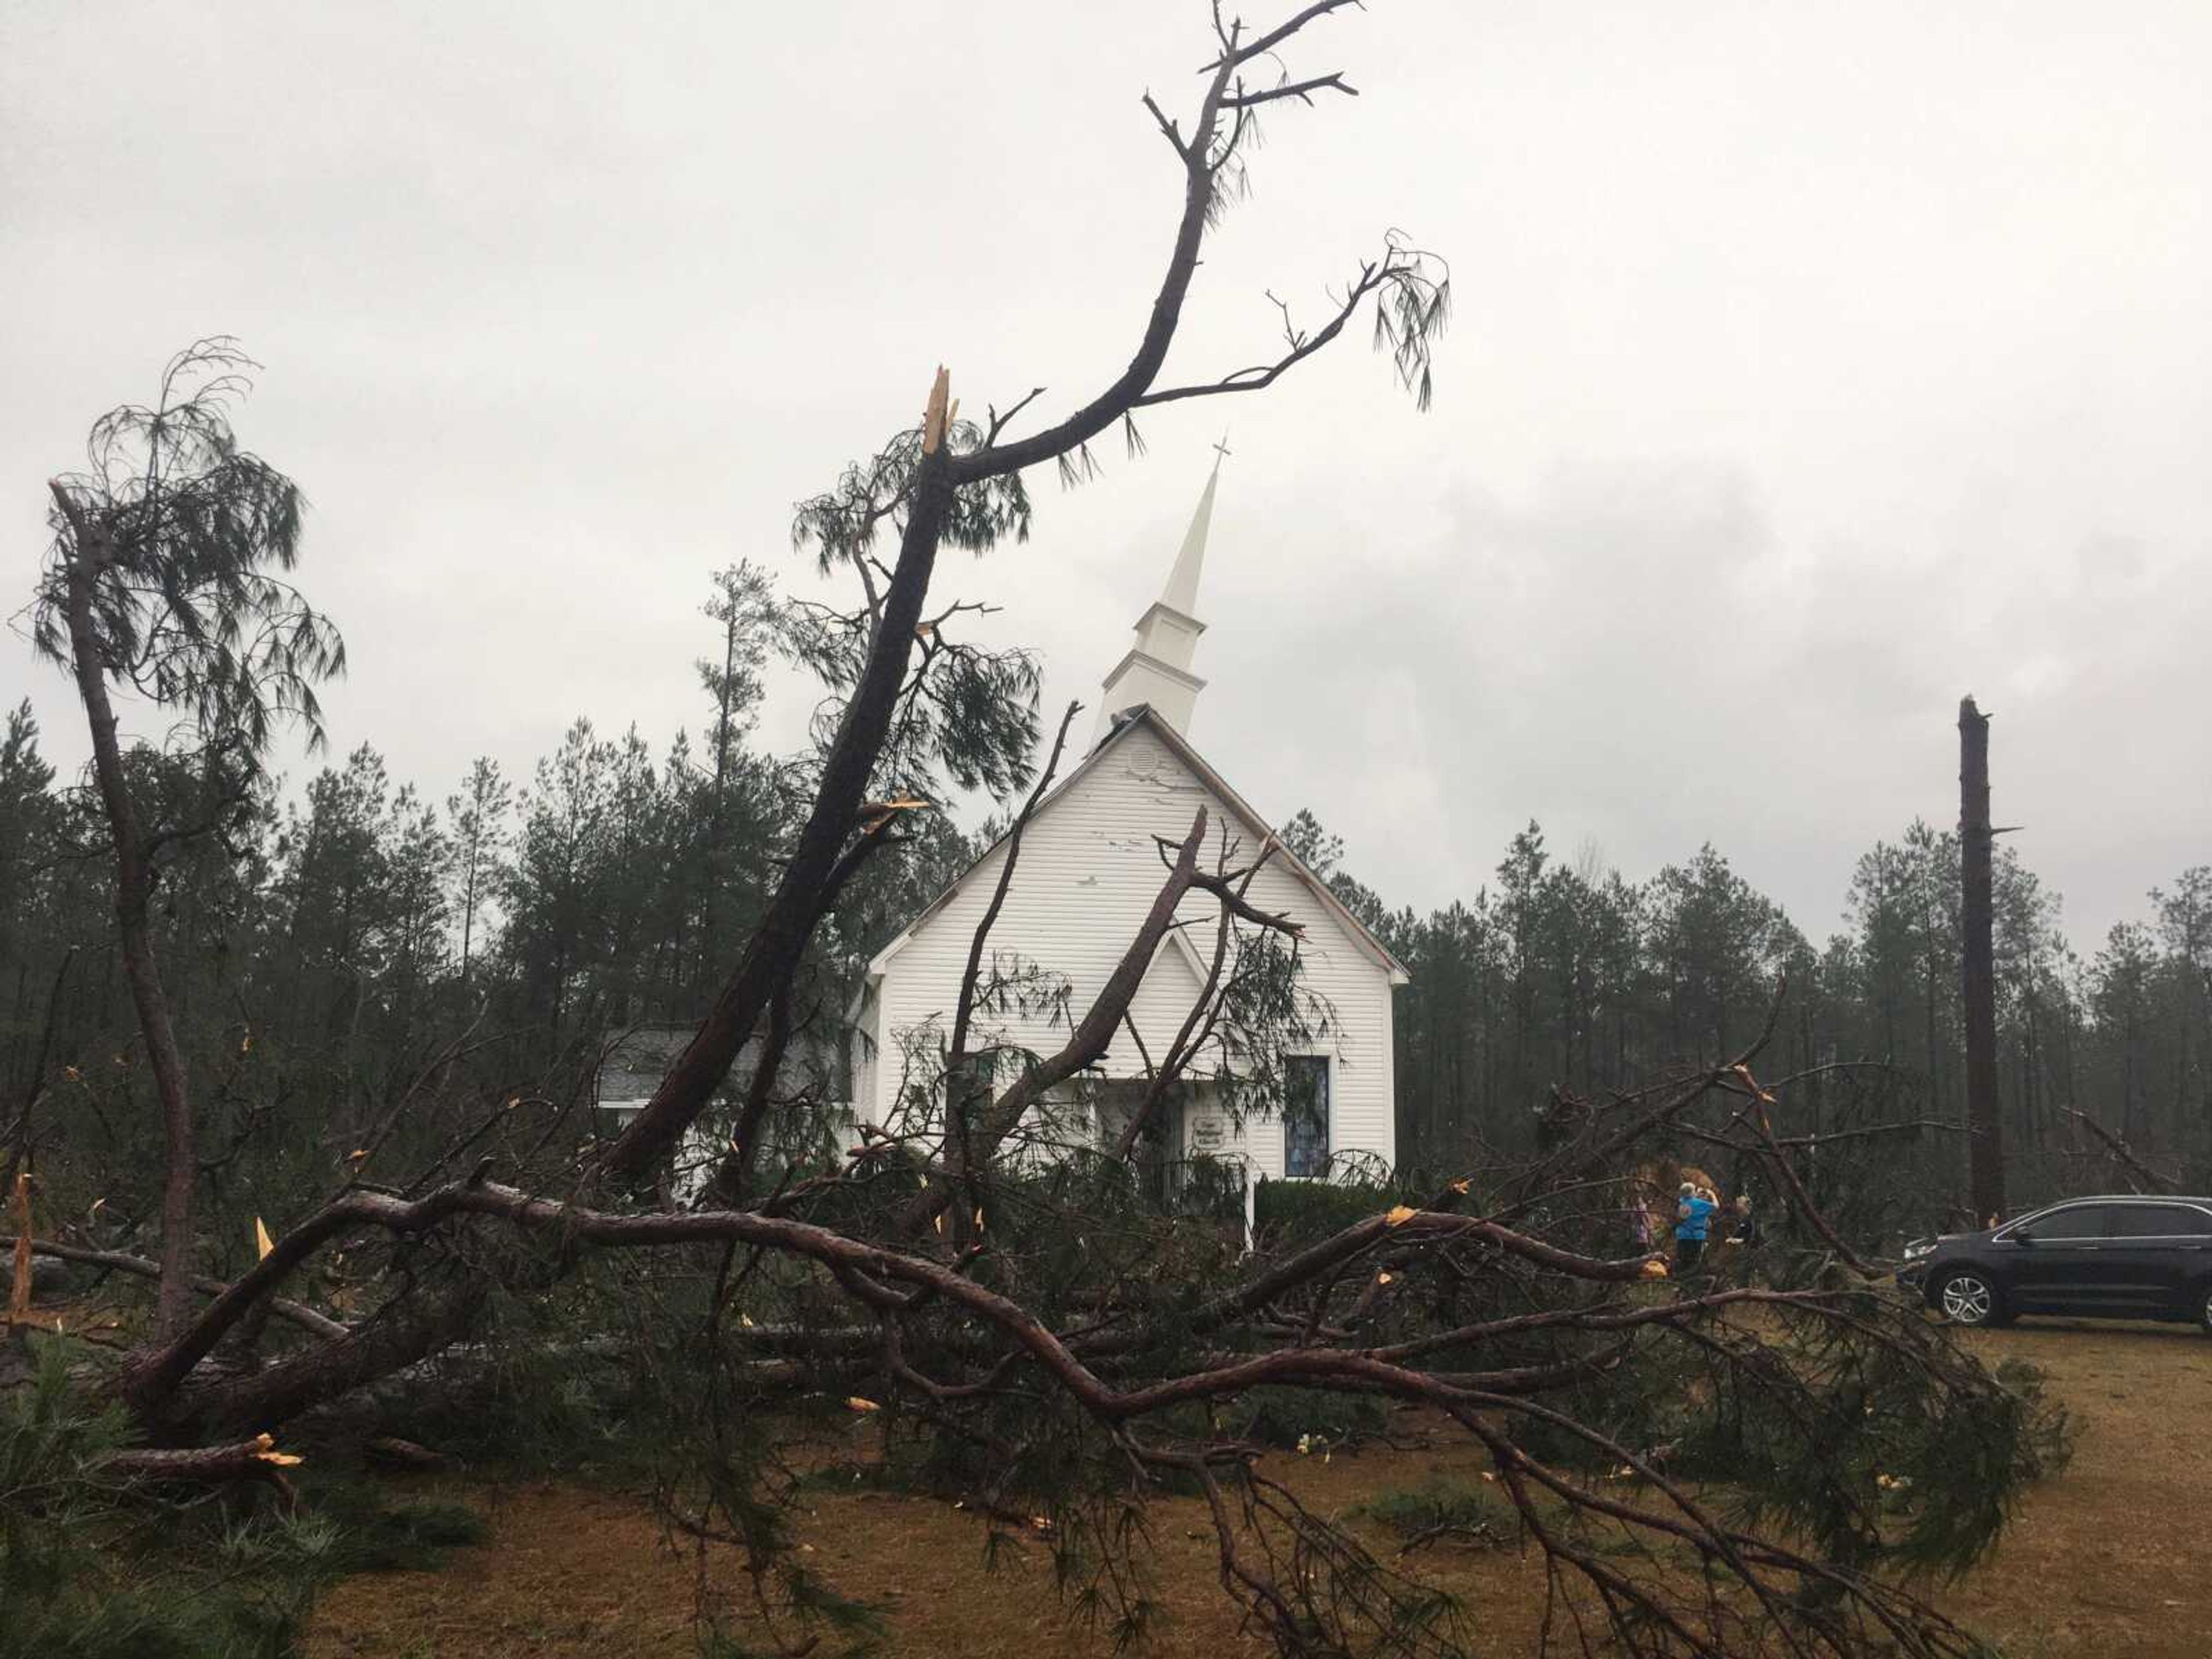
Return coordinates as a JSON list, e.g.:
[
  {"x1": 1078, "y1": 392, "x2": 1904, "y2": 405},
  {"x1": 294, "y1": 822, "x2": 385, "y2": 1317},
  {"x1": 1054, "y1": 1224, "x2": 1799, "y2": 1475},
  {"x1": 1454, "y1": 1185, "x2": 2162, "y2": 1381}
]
[{"x1": 1282, "y1": 1054, "x2": 1331, "y2": 1178}]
